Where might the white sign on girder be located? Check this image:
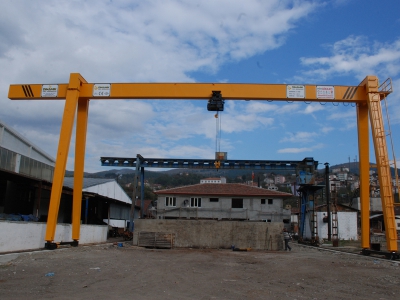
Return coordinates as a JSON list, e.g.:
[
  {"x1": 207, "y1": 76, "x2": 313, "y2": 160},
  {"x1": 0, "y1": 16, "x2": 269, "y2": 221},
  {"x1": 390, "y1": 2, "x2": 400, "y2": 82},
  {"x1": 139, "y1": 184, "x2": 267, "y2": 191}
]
[
  {"x1": 316, "y1": 86, "x2": 335, "y2": 99},
  {"x1": 287, "y1": 85, "x2": 305, "y2": 98}
]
